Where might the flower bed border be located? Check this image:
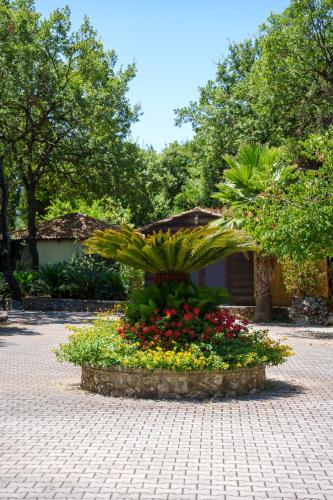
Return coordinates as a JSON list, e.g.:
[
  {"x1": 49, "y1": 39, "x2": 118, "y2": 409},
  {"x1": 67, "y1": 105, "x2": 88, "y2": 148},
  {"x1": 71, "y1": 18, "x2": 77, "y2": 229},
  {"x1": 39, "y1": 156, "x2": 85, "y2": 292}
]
[{"x1": 81, "y1": 363, "x2": 266, "y2": 399}]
